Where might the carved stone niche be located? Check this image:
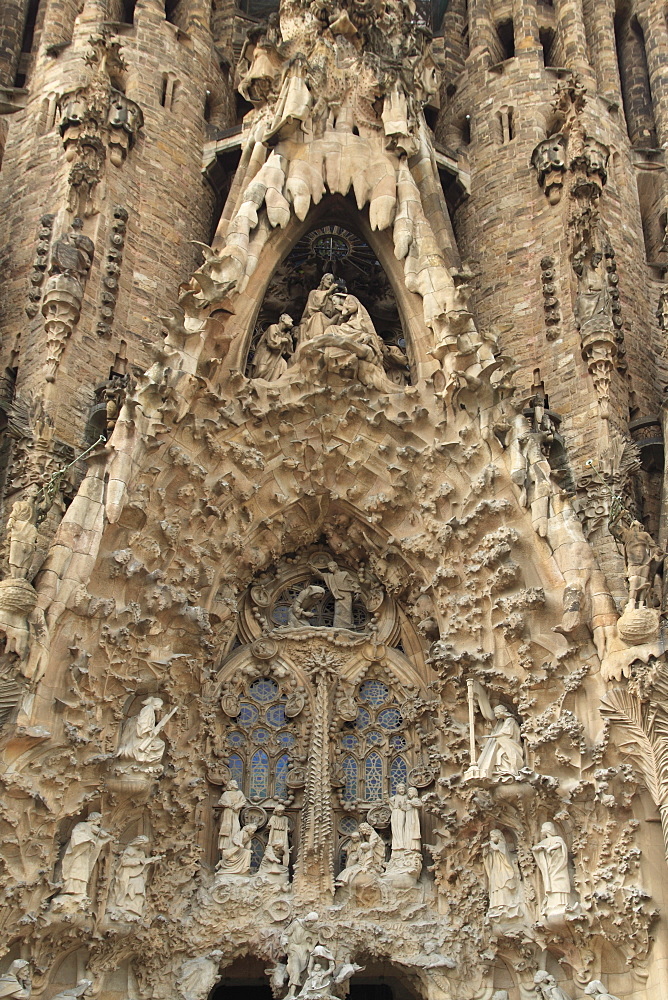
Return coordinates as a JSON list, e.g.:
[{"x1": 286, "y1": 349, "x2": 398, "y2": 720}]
[{"x1": 238, "y1": 550, "x2": 394, "y2": 645}]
